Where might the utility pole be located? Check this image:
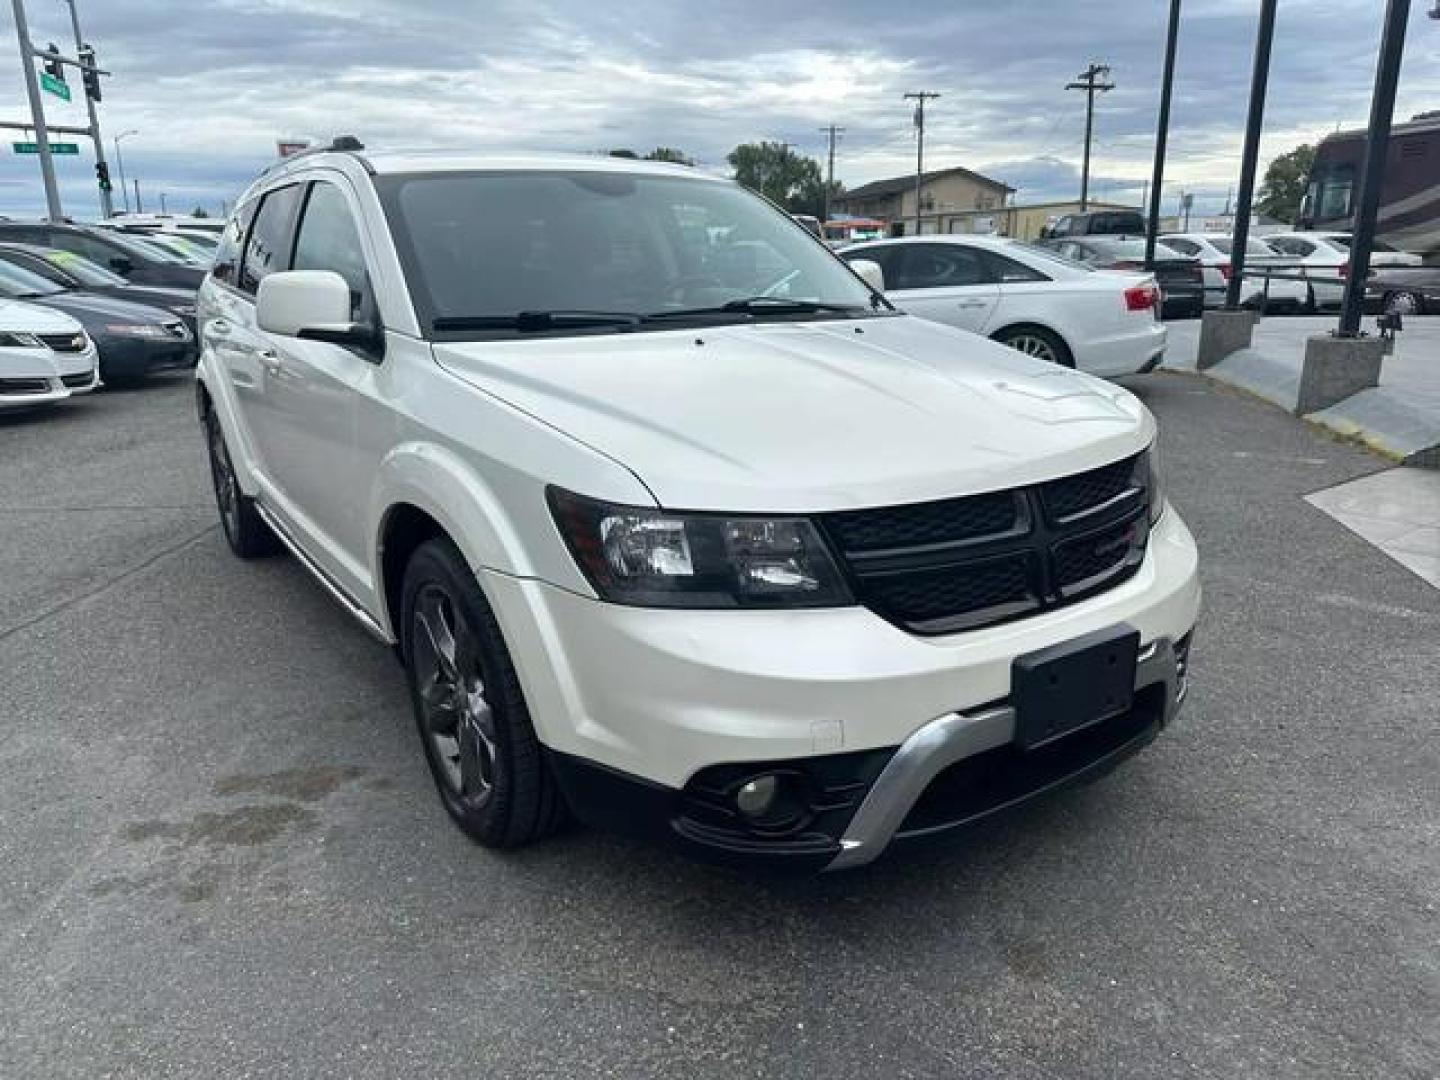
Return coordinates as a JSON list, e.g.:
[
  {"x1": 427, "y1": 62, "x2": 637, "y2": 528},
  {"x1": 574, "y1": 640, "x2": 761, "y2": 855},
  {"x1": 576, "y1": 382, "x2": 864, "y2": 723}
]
[
  {"x1": 132, "y1": 177, "x2": 141, "y2": 213},
  {"x1": 1338, "y1": 0, "x2": 1411, "y2": 336},
  {"x1": 63, "y1": 0, "x2": 112, "y2": 218},
  {"x1": 1224, "y1": 0, "x2": 1277, "y2": 310},
  {"x1": 9, "y1": 0, "x2": 62, "y2": 219},
  {"x1": 819, "y1": 123, "x2": 844, "y2": 223},
  {"x1": 114, "y1": 128, "x2": 136, "y2": 212},
  {"x1": 1145, "y1": 0, "x2": 1181, "y2": 269},
  {"x1": 1066, "y1": 63, "x2": 1114, "y2": 212},
  {"x1": 903, "y1": 92, "x2": 940, "y2": 236},
  {"x1": 159, "y1": 191, "x2": 167, "y2": 214}
]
